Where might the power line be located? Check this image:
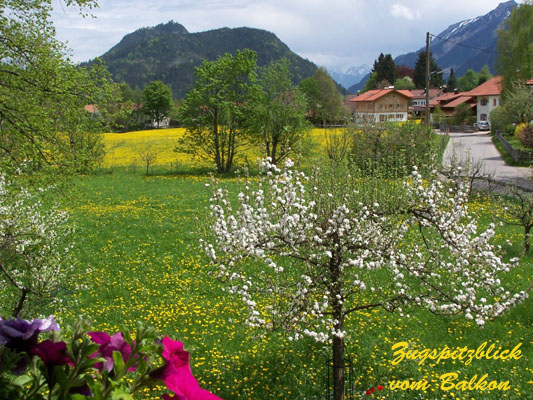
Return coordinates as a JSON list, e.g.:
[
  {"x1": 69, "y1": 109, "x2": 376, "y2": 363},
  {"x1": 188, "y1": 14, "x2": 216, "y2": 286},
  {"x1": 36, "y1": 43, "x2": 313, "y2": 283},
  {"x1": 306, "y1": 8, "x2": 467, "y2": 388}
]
[{"x1": 429, "y1": 33, "x2": 499, "y2": 54}]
